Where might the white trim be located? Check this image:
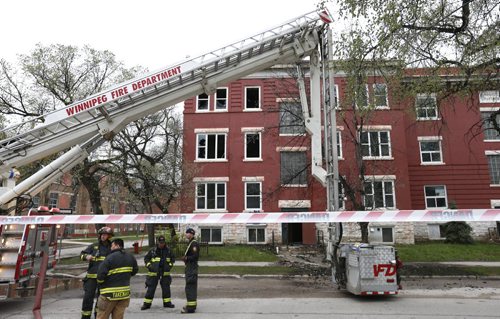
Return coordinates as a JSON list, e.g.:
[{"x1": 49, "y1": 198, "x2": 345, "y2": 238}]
[
  {"x1": 337, "y1": 126, "x2": 344, "y2": 130},
  {"x1": 373, "y1": 83, "x2": 389, "y2": 109},
  {"x1": 491, "y1": 200, "x2": 500, "y2": 208},
  {"x1": 358, "y1": 125, "x2": 392, "y2": 130},
  {"x1": 193, "y1": 177, "x2": 229, "y2": 182},
  {"x1": 244, "y1": 131, "x2": 262, "y2": 160},
  {"x1": 362, "y1": 157, "x2": 394, "y2": 161},
  {"x1": 214, "y1": 87, "x2": 228, "y2": 111},
  {"x1": 194, "y1": 209, "x2": 228, "y2": 213},
  {"x1": 194, "y1": 159, "x2": 228, "y2": 163},
  {"x1": 244, "y1": 181, "x2": 262, "y2": 211},
  {"x1": 242, "y1": 176, "x2": 265, "y2": 182},
  {"x1": 276, "y1": 146, "x2": 308, "y2": 152},
  {"x1": 196, "y1": 93, "x2": 210, "y2": 112},
  {"x1": 417, "y1": 136, "x2": 443, "y2": 141},
  {"x1": 485, "y1": 150, "x2": 500, "y2": 155},
  {"x1": 194, "y1": 128, "x2": 229, "y2": 133},
  {"x1": 479, "y1": 91, "x2": 500, "y2": 104},
  {"x1": 276, "y1": 97, "x2": 298, "y2": 102},
  {"x1": 480, "y1": 107, "x2": 500, "y2": 112},
  {"x1": 241, "y1": 127, "x2": 264, "y2": 132},
  {"x1": 424, "y1": 185, "x2": 448, "y2": 209},
  {"x1": 364, "y1": 175, "x2": 396, "y2": 180},
  {"x1": 278, "y1": 200, "x2": 311, "y2": 208},
  {"x1": 281, "y1": 184, "x2": 308, "y2": 188},
  {"x1": 278, "y1": 133, "x2": 307, "y2": 137},
  {"x1": 243, "y1": 159, "x2": 263, "y2": 162},
  {"x1": 244, "y1": 86, "x2": 261, "y2": 110}
]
